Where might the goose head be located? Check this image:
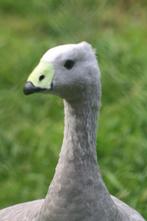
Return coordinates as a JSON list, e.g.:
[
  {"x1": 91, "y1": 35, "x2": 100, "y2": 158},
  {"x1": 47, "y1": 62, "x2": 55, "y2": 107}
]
[{"x1": 24, "y1": 42, "x2": 100, "y2": 102}]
